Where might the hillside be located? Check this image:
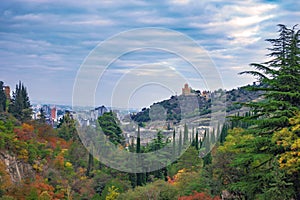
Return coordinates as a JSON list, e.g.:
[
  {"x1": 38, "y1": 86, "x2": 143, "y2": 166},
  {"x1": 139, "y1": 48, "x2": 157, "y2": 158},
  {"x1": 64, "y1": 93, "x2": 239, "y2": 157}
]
[{"x1": 131, "y1": 83, "x2": 263, "y2": 125}]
